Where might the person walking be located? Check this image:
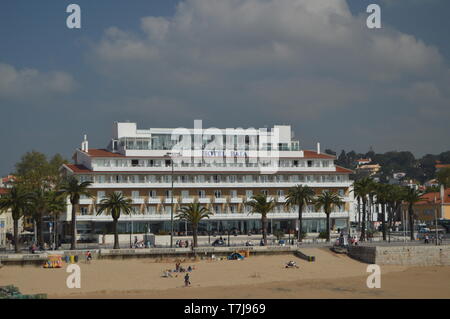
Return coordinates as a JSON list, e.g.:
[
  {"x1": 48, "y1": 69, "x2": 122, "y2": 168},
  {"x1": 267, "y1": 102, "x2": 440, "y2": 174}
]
[
  {"x1": 184, "y1": 273, "x2": 191, "y2": 287},
  {"x1": 86, "y1": 251, "x2": 92, "y2": 263}
]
